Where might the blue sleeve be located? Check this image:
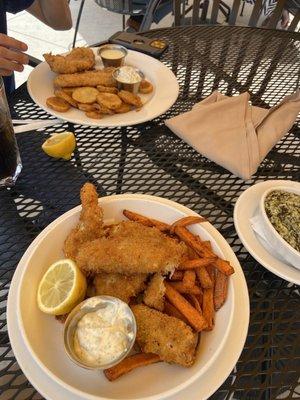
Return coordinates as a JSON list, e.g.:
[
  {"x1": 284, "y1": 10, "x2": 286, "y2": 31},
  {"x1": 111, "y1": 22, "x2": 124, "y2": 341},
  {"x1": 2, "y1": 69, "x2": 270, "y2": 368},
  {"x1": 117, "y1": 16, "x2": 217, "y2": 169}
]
[{"x1": 5, "y1": 0, "x2": 35, "y2": 14}]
